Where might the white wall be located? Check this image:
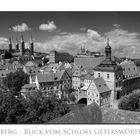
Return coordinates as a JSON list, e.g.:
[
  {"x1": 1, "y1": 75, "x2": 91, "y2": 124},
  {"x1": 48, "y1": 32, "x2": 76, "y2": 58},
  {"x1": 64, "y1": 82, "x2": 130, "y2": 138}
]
[
  {"x1": 72, "y1": 77, "x2": 81, "y2": 89},
  {"x1": 94, "y1": 70, "x2": 116, "y2": 104},
  {"x1": 87, "y1": 81, "x2": 100, "y2": 106}
]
